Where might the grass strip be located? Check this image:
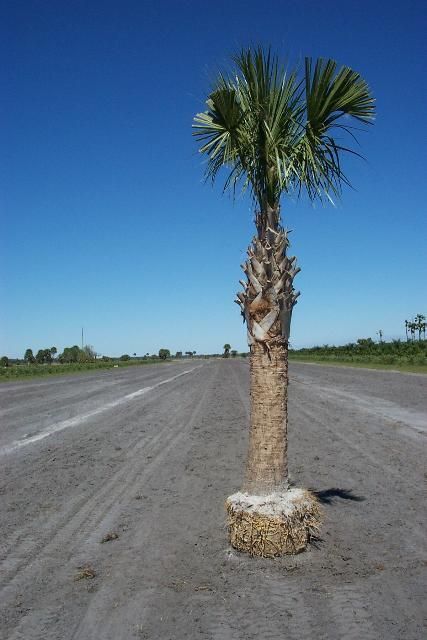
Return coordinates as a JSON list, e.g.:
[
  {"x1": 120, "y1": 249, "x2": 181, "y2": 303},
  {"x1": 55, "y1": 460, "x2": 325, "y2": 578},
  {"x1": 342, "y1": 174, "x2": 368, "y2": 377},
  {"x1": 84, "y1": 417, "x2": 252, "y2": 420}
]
[{"x1": 289, "y1": 356, "x2": 427, "y2": 374}]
